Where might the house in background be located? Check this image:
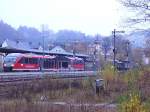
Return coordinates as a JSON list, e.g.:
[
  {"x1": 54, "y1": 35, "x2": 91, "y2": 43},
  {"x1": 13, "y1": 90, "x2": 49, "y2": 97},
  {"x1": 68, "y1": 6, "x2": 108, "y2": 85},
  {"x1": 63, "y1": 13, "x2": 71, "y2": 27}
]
[
  {"x1": 2, "y1": 39, "x2": 31, "y2": 50},
  {"x1": 0, "y1": 42, "x2": 4, "y2": 71},
  {"x1": 0, "y1": 52, "x2": 5, "y2": 71}
]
